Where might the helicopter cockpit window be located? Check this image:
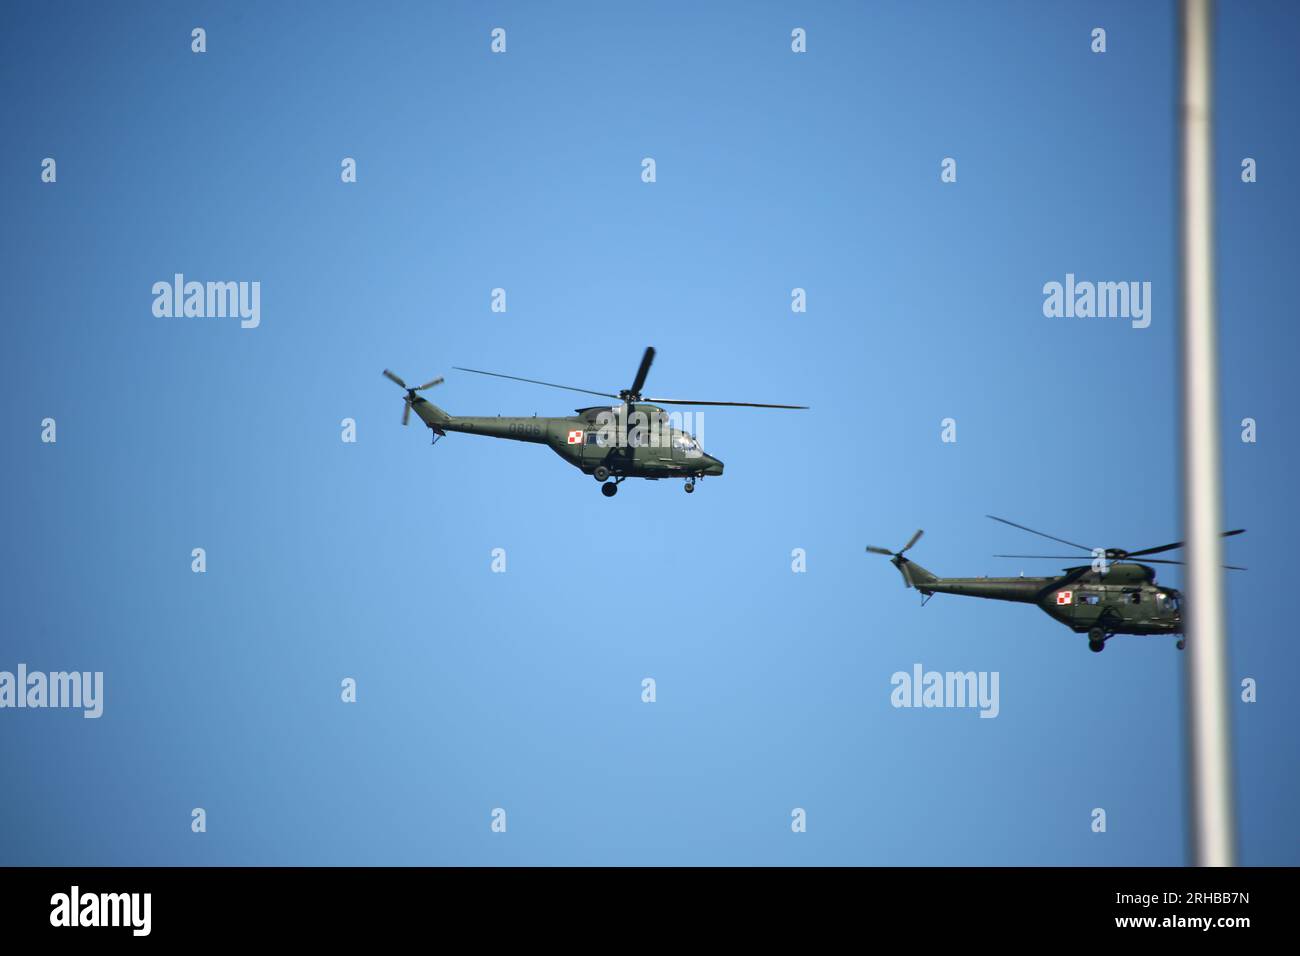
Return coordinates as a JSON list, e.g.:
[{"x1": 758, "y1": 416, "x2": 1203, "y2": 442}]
[
  {"x1": 670, "y1": 434, "x2": 702, "y2": 460},
  {"x1": 585, "y1": 430, "x2": 609, "y2": 447},
  {"x1": 1157, "y1": 593, "x2": 1181, "y2": 611},
  {"x1": 1079, "y1": 593, "x2": 1102, "y2": 606},
  {"x1": 1130, "y1": 592, "x2": 1141, "y2": 604}
]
